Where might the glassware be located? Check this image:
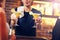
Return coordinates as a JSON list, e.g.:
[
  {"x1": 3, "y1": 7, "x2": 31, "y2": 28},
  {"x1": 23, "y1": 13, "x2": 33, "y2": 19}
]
[
  {"x1": 31, "y1": 13, "x2": 40, "y2": 28},
  {"x1": 14, "y1": 12, "x2": 21, "y2": 26},
  {"x1": 32, "y1": 13, "x2": 40, "y2": 19}
]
